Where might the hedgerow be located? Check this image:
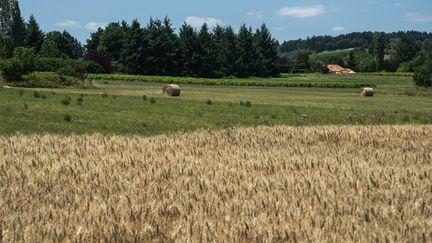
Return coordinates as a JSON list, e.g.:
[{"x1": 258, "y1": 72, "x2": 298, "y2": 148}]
[{"x1": 88, "y1": 74, "x2": 376, "y2": 88}]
